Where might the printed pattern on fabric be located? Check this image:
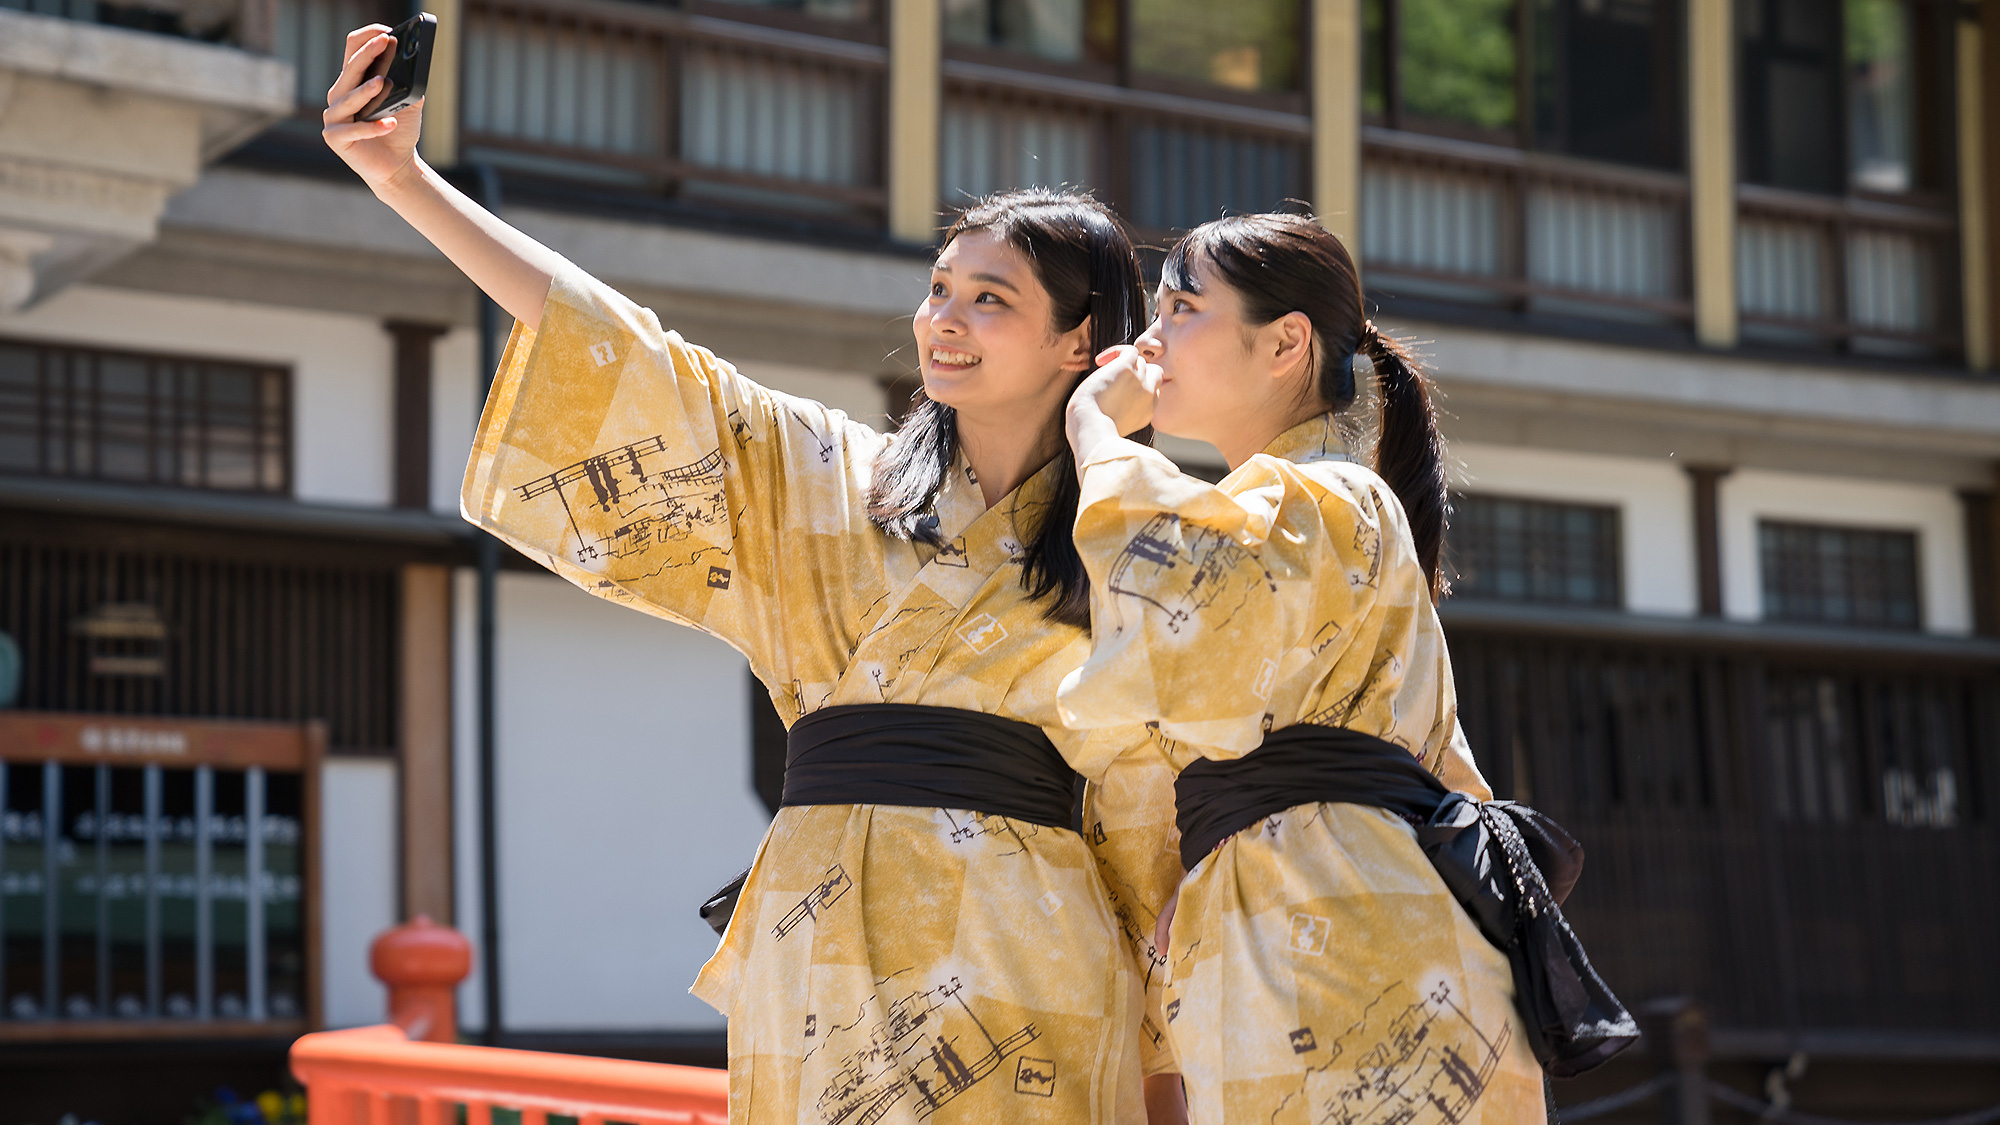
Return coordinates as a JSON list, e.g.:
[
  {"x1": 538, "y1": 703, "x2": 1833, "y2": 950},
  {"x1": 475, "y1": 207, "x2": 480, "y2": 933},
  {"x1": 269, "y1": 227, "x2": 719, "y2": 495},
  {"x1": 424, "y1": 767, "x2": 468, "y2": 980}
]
[
  {"x1": 1057, "y1": 416, "x2": 1545, "y2": 1123},
  {"x1": 461, "y1": 265, "x2": 1161, "y2": 1123}
]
